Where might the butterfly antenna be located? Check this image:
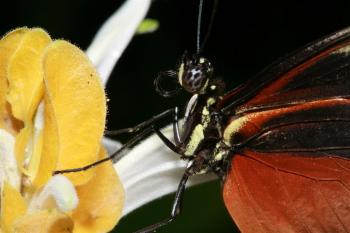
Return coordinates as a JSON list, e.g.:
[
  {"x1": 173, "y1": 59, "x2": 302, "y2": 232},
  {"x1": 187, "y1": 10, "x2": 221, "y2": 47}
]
[
  {"x1": 196, "y1": 0, "x2": 204, "y2": 54},
  {"x1": 200, "y1": 0, "x2": 218, "y2": 53}
]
